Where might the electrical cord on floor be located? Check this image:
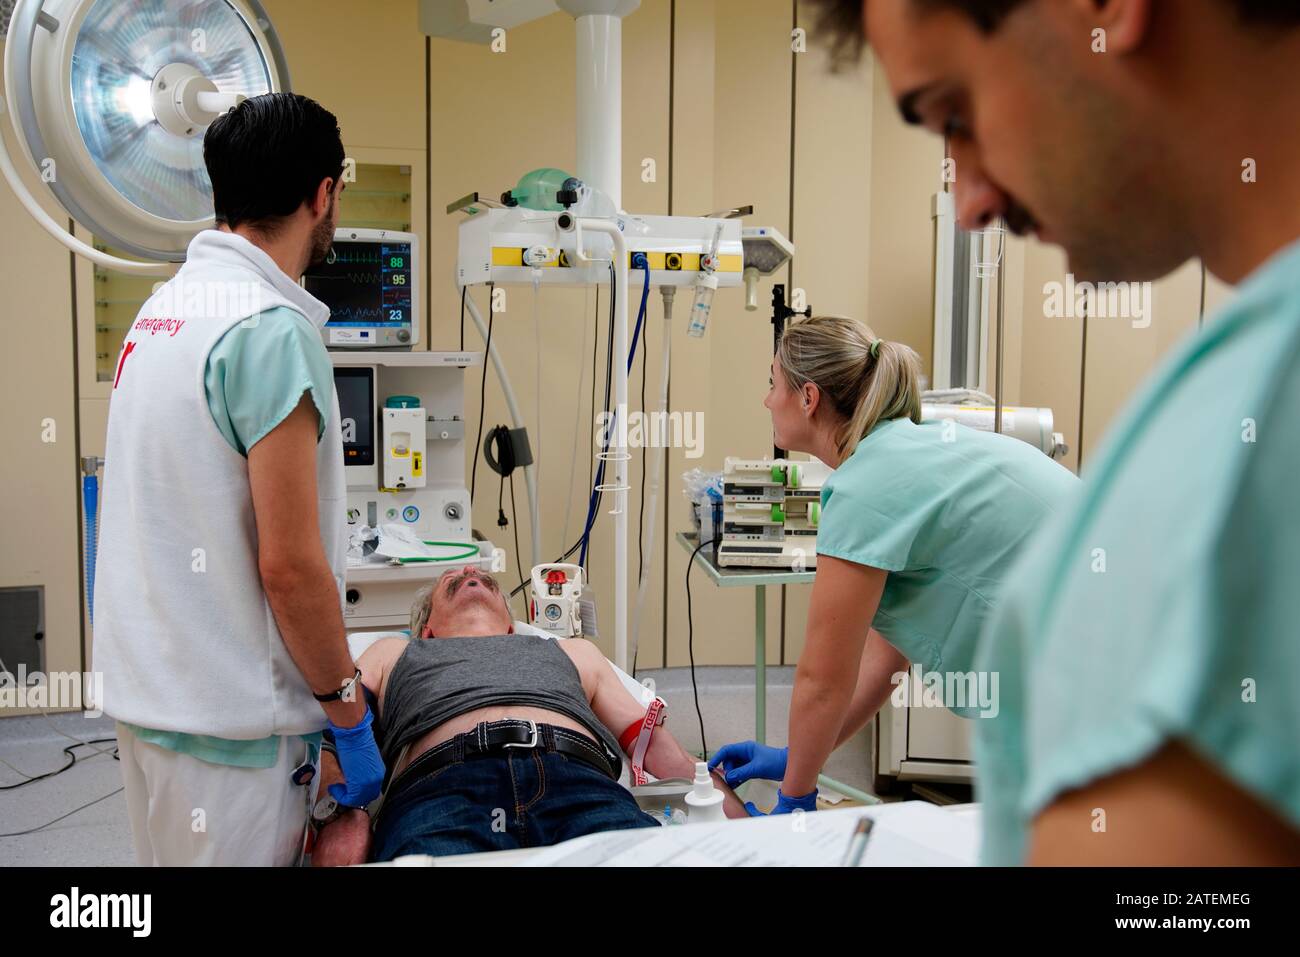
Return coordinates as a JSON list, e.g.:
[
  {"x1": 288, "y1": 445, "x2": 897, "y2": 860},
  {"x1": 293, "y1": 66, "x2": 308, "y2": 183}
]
[
  {"x1": 0, "y1": 737, "x2": 118, "y2": 792},
  {"x1": 685, "y1": 538, "x2": 710, "y2": 760},
  {"x1": 41, "y1": 711, "x2": 117, "y2": 760},
  {"x1": 0, "y1": 704, "x2": 118, "y2": 785},
  {"x1": 0, "y1": 786, "x2": 125, "y2": 838}
]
